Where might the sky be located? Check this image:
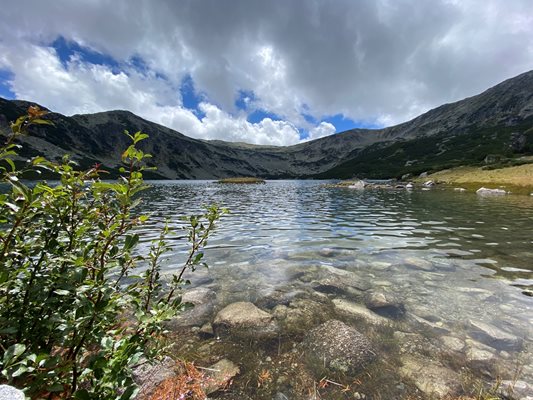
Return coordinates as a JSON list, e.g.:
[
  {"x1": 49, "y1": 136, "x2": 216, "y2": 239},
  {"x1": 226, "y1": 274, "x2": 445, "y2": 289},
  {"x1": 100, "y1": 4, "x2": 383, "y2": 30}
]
[{"x1": 0, "y1": 0, "x2": 532, "y2": 146}]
